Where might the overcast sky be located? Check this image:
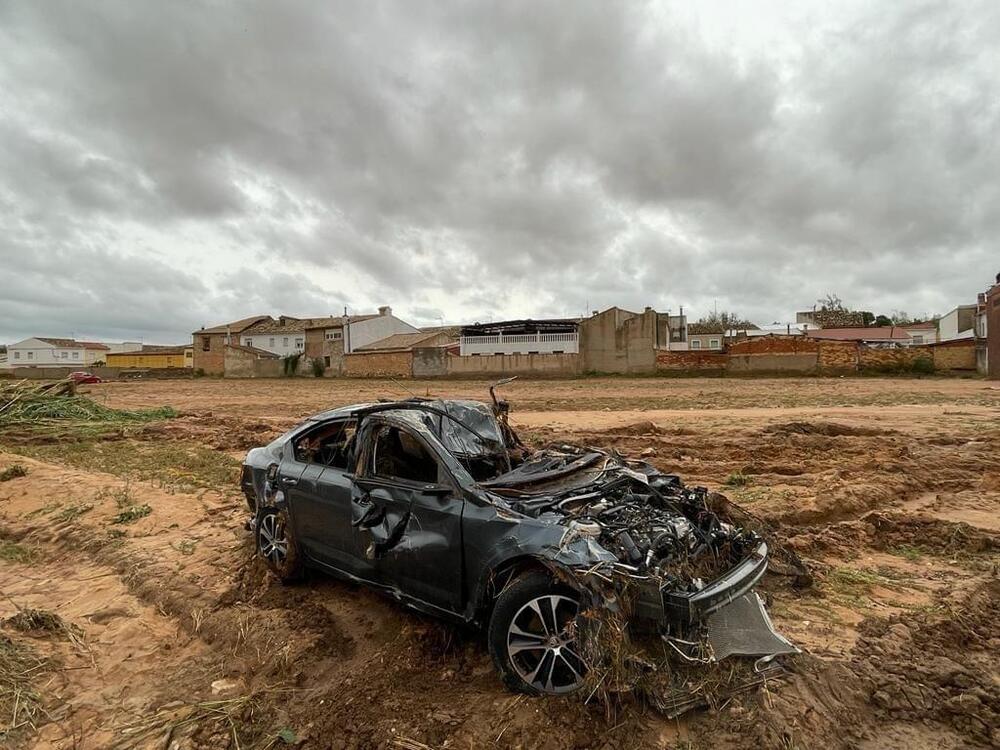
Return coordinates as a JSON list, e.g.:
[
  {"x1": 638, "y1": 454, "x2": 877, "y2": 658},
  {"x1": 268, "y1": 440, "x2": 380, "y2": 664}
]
[{"x1": 2, "y1": 1, "x2": 998, "y2": 344}]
